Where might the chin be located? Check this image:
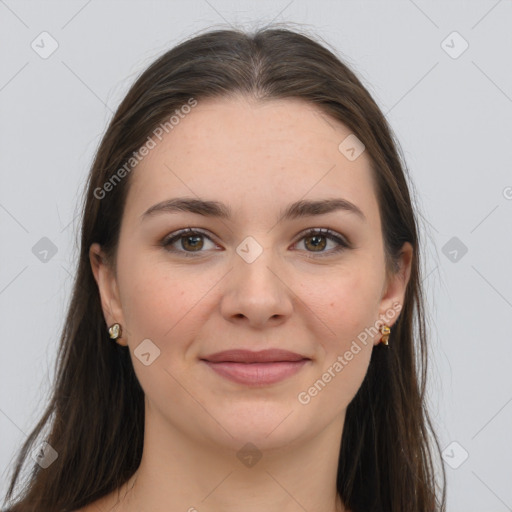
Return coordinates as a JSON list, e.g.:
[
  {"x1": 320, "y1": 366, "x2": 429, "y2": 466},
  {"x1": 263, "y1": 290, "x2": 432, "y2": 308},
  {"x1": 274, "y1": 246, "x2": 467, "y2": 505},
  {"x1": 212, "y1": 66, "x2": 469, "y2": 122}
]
[{"x1": 209, "y1": 400, "x2": 311, "y2": 448}]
